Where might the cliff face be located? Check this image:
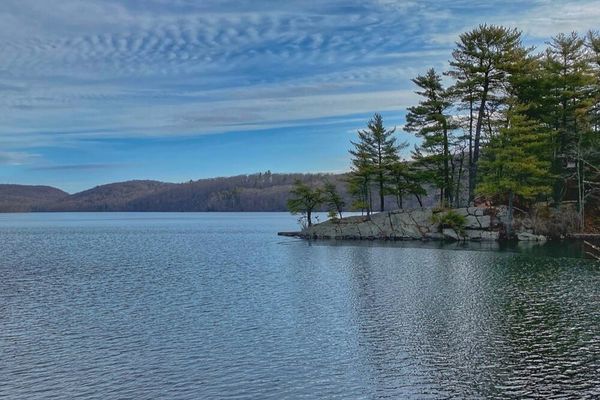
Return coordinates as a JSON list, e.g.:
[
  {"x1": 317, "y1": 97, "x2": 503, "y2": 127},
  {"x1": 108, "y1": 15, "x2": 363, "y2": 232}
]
[{"x1": 291, "y1": 207, "x2": 547, "y2": 242}]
